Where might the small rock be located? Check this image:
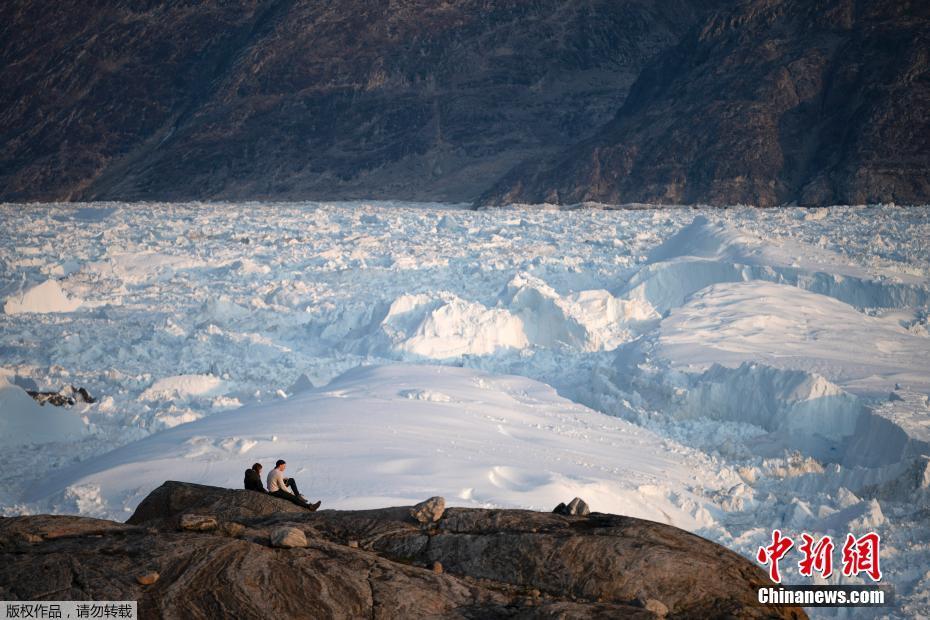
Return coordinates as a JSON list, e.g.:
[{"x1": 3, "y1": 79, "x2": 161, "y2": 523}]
[
  {"x1": 178, "y1": 514, "x2": 218, "y2": 532},
  {"x1": 347, "y1": 540, "x2": 359, "y2": 548},
  {"x1": 553, "y1": 497, "x2": 590, "y2": 516},
  {"x1": 26, "y1": 385, "x2": 96, "y2": 407},
  {"x1": 567, "y1": 497, "x2": 590, "y2": 516},
  {"x1": 889, "y1": 391, "x2": 904, "y2": 402},
  {"x1": 136, "y1": 572, "x2": 159, "y2": 586},
  {"x1": 270, "y1": 526, "x2": 308, "y2": 548},
  {"x1": 21, "y1": 533, "x2": 43, "y2": 543},
  {"x1": 643, "y1": 599, "x2": 669, "y2": 617},
  {"x1": 410, "y1": 496, "x2": 445, "y2": 524},
  {"x1": 219, "y1": 522, "x2": 245, "y2": 538},
  {"x1": 432, "y1": 561, "x2": 443, "y2": 574}
]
